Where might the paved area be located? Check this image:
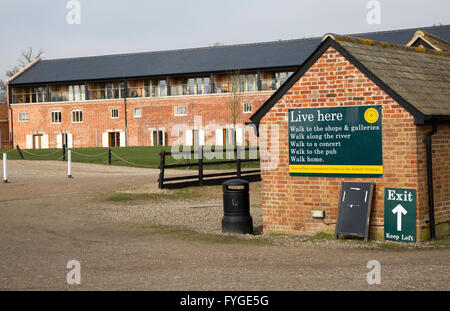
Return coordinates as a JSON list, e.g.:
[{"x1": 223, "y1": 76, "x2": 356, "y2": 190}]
[{"x1": 0, "y1": 161, "x2": 448, "y2": 290}]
